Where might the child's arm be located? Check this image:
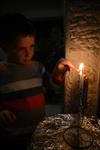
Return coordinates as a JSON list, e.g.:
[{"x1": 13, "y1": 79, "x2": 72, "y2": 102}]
[{"x1": 0, "y1": 63, "x2": 16, "y2": 128}]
